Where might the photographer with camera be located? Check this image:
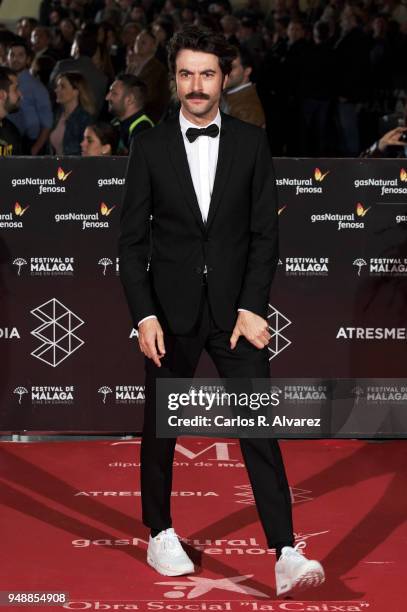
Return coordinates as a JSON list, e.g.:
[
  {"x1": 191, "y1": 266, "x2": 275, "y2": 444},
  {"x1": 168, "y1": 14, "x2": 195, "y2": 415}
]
[{"x1": 361, "y1": 102, "x2": 407, "y2": 158}]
